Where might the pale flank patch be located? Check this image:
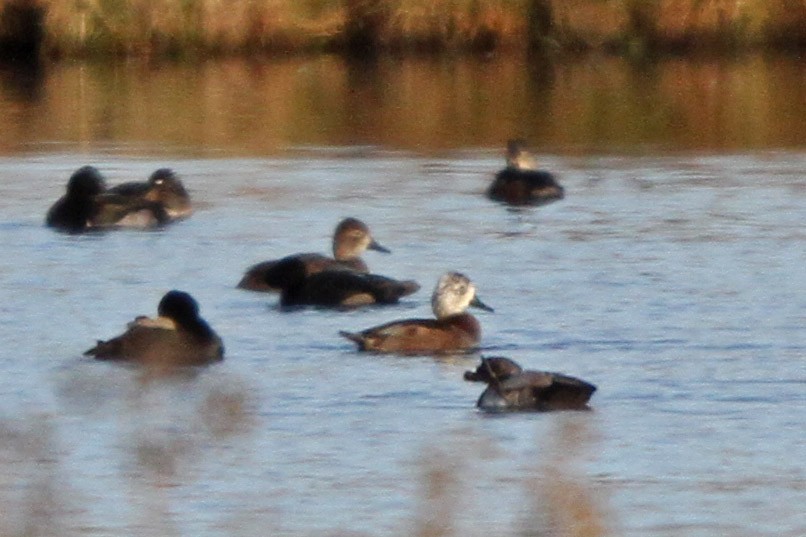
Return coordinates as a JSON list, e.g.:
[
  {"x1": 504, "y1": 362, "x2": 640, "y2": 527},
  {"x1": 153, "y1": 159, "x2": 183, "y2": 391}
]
[{"x1": 127, "y1": 316, "x2": 177, "y2": 330}]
